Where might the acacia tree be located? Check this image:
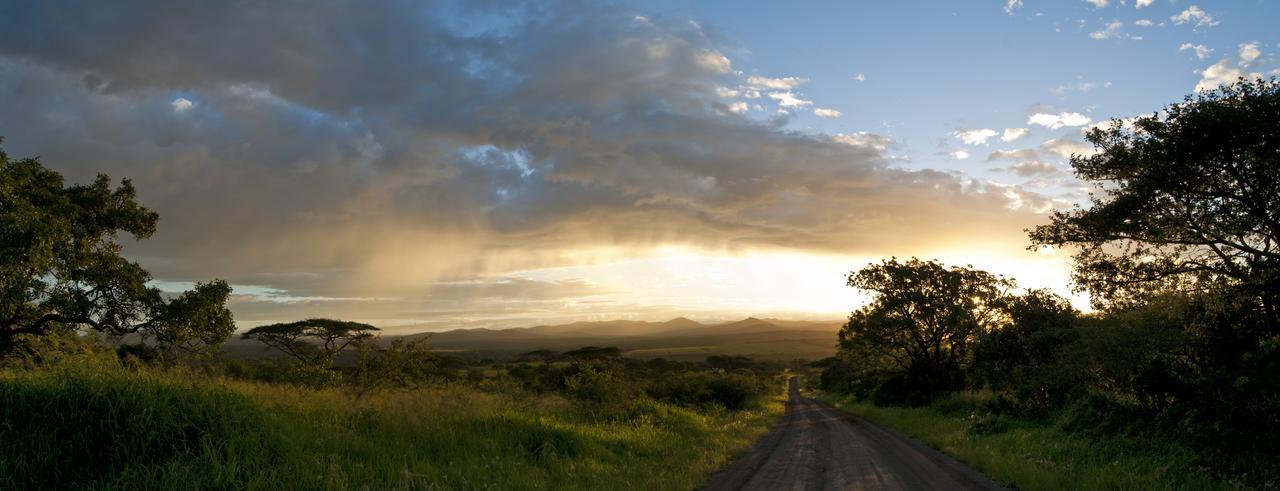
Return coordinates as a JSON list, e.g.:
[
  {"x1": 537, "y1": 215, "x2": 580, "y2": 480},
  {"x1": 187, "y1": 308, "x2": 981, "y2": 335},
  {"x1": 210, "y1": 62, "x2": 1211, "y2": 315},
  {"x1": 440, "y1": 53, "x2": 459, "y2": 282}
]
[
  {"x1": 0, "y1": 141, "x2": 234, "y2": 357},
  {"x1": 241, "y1": 318, "x2": 380, "y2": 368},
  {"x1": 837, "y1": 257, "x2": 1012, "y2": 402},
  {"x1": 1029, "y1": 78, "x2": 1280, "y2": 327}
]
